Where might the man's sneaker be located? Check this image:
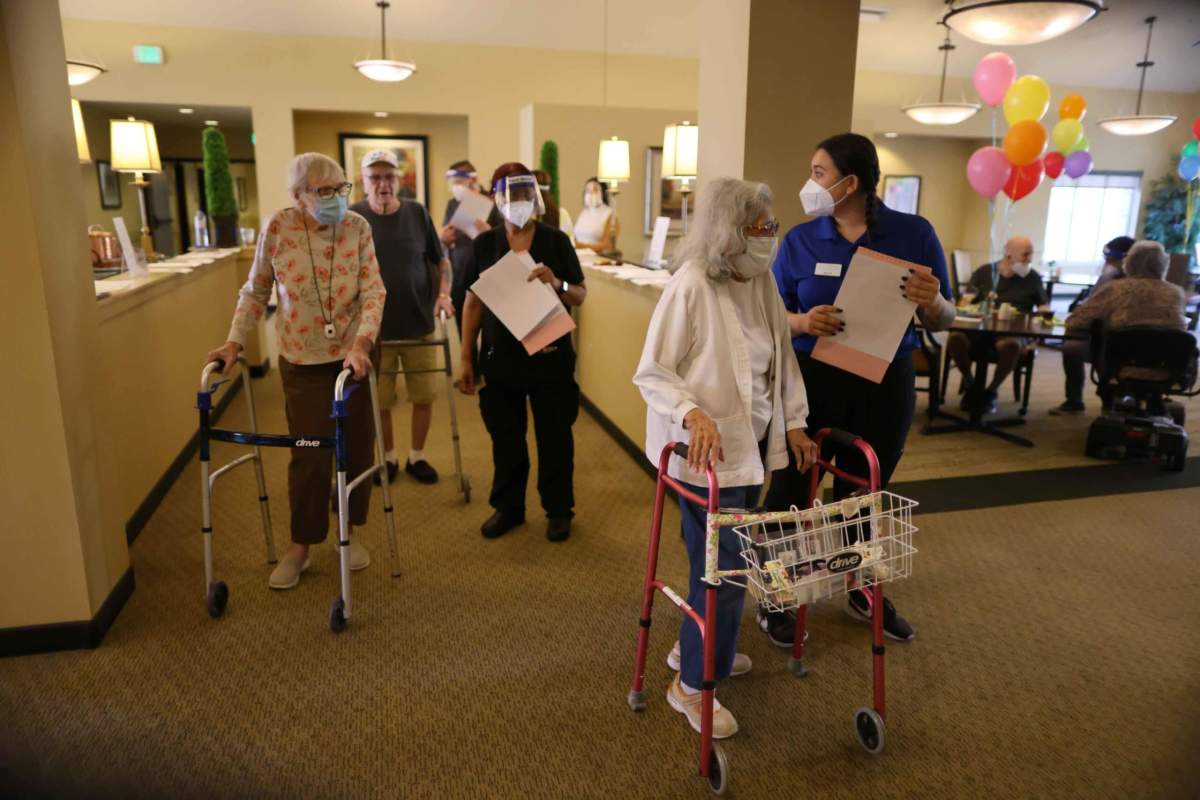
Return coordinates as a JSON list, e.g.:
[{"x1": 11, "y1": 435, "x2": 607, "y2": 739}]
[
  {"x1": 1049, "y1": 400, "x2": 1086, "y2": 416},
  {"x1": 268, "y1": 551, "x2": 310, "y2": 590},
  {"x1": 373, "y1": 461, "x2": 400, "y2": 486},
  {"x1": 981, "y1": 388, "x2": 999, "y2": 416},
  {"x1": 405, "y1": 459, "x2": 439, "y2": 484},
  {"x1": 756, "y1": 607, "x2": 809, "y2": 649},
  {"x1": 481, "y1": 511, "x2": 524, "y2": 539},
  {"x1": 546, "y1": 516, "x2": 571, "y2": 543},
  {"x1": 846, "y1": 588, "x2": 914, "y2": 642},
  {"x1": 666, "y1": 641, "x2": 751, "y2": 676},
  {"x1": 666, "y1": 674, "x2": 738, "y2": 739}
]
